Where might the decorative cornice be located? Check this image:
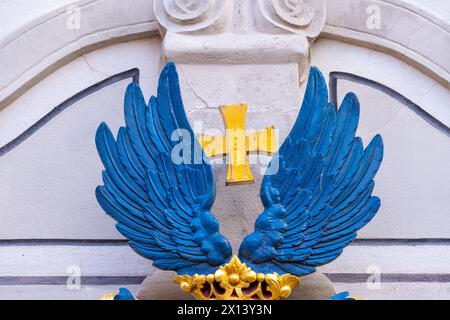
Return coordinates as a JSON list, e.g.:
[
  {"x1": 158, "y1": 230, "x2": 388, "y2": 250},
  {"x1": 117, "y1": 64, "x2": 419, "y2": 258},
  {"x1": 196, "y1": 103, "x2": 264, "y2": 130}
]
[
  {"x1": 323, "y1": 0, "x2": 449, "y2": 86},
  {"x1": 0, "y1": 0, "x2": 447, "y2": 112}
]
